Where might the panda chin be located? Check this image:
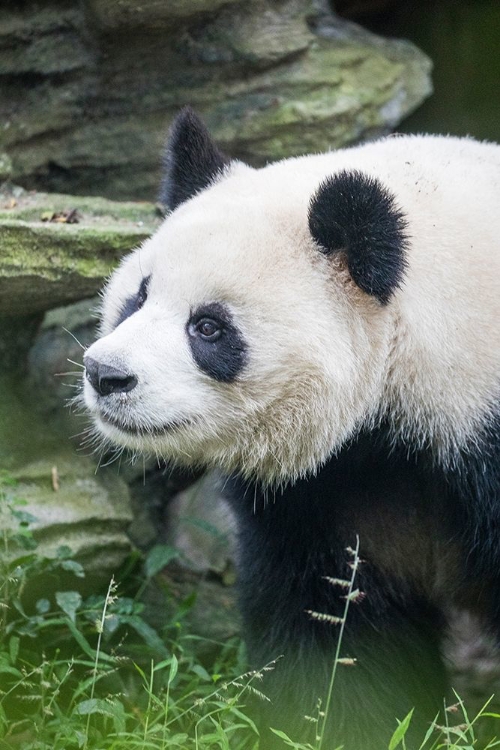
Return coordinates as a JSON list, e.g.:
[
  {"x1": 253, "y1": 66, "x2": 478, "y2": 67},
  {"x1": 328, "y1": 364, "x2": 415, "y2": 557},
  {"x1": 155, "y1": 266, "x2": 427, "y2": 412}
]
[{"x1": 97, "y1": 412, "x2": 190, "y2": 440}]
